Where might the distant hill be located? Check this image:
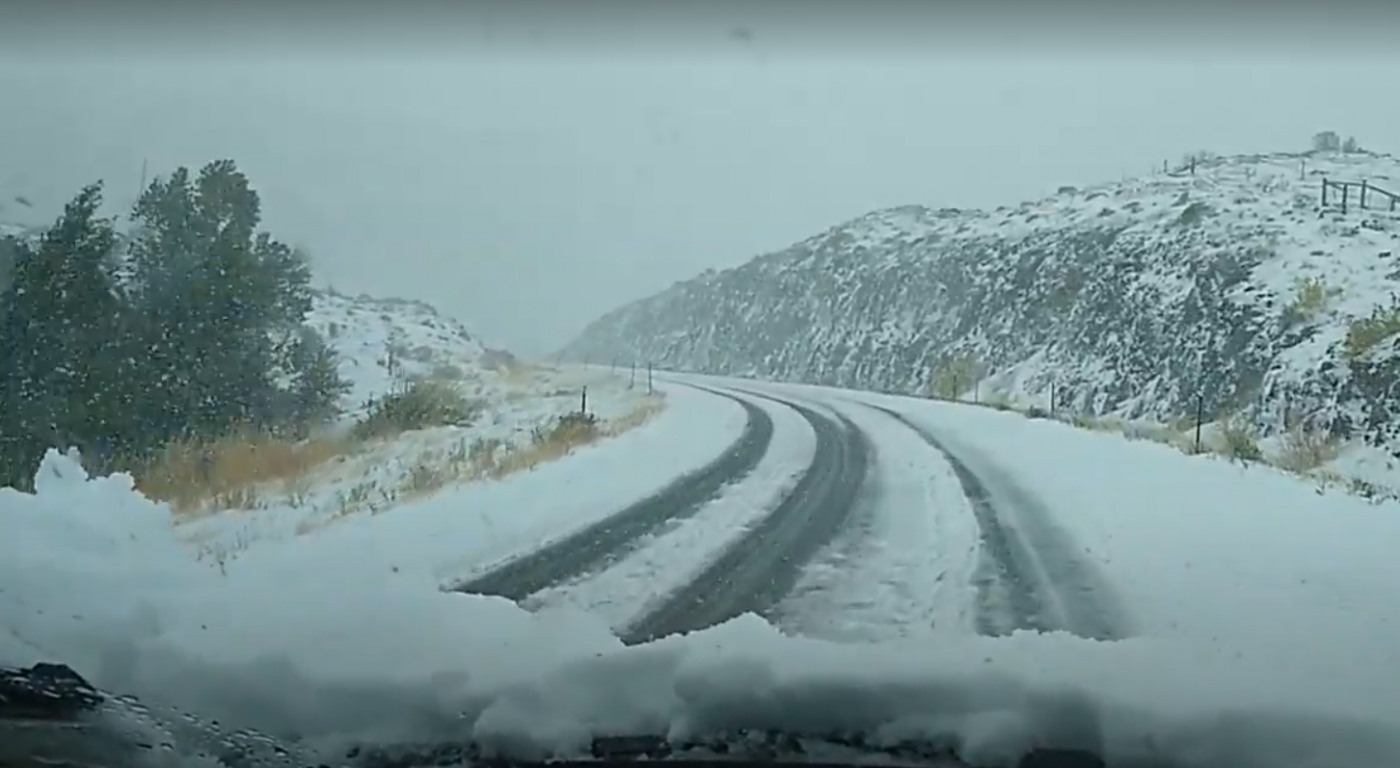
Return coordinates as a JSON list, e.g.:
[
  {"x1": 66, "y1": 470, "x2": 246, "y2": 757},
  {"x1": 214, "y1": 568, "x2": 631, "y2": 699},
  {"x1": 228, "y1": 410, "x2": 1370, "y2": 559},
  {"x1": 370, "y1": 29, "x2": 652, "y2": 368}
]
[{"x1": 564, "y1": 149, "x2": 1400, "y2": 453}]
